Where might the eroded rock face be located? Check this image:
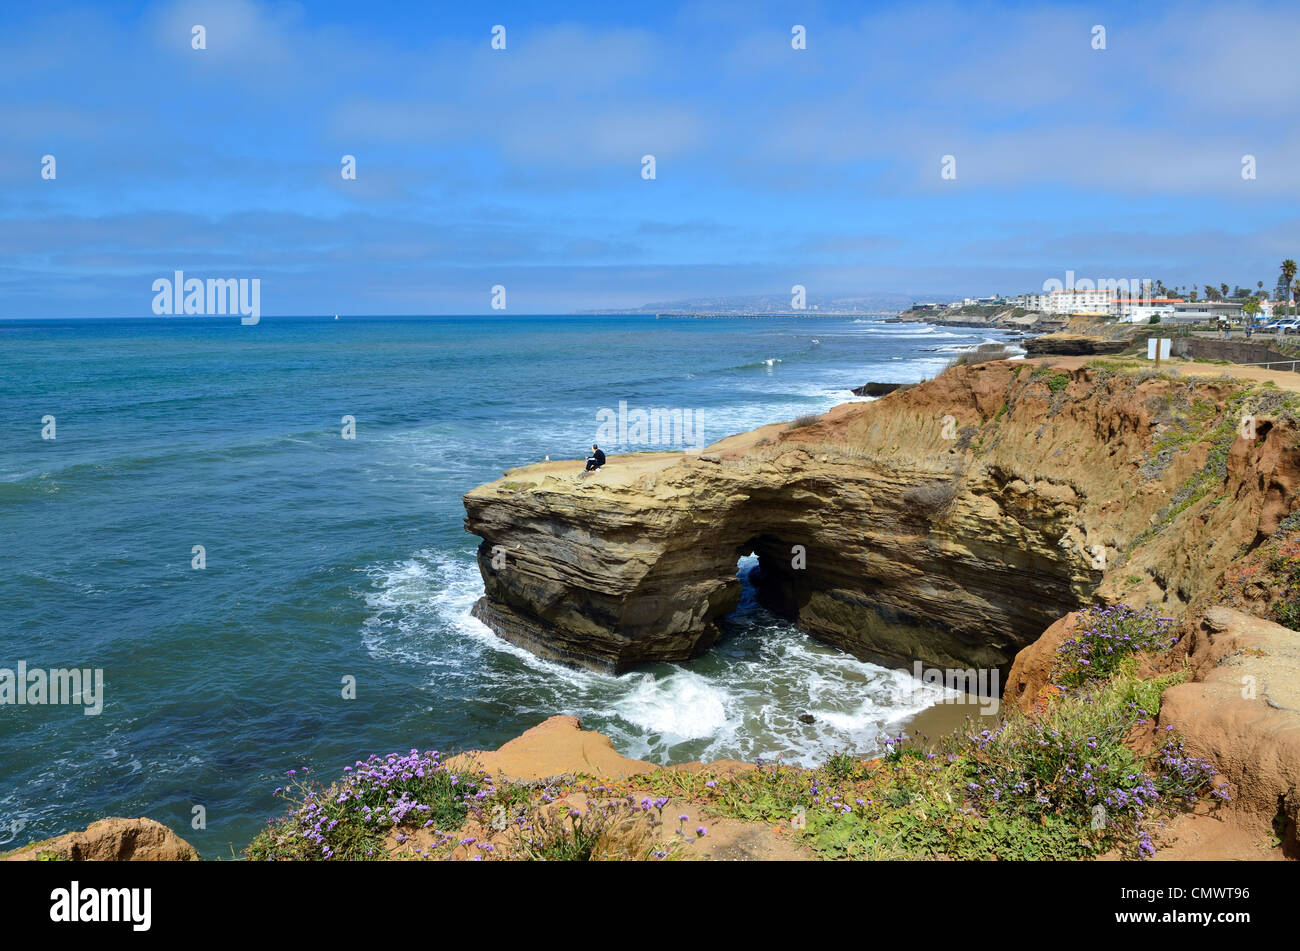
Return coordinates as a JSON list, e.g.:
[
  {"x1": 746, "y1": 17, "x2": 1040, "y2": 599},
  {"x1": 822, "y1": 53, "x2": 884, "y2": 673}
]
[
  {"x1": 1023, "y1": 334, "x2": 1128, "y2": 355},
  {"x1": 1002, "y1": 611, "x2": 1080, "y2": 714},
  {"x1": 464, "y1": 361, "x2": 1300, "y2": 675},
  {"x1": 1159, "y1": 608, "x2": 1300, "y2": 854},
  {"x1": 3, "y1": 817, "x2": 199, "y2": 862}
]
